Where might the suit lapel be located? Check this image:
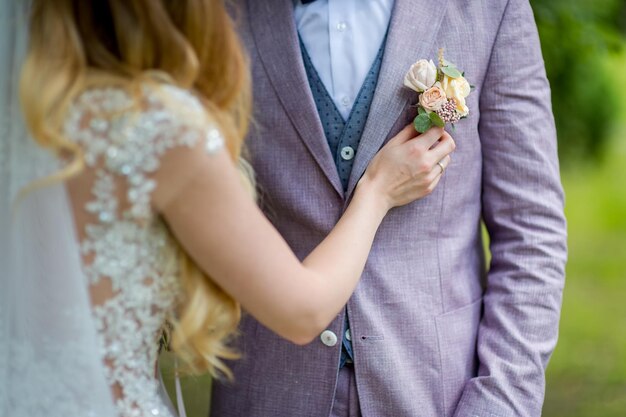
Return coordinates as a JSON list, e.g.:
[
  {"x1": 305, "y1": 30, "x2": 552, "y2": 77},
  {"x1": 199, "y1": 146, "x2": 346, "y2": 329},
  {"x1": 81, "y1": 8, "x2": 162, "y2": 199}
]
[
  {"x1": 346, "y1": 0, "x2": 451, "y2": 198},
  {"x1": 247, "y1": 0, "x2": 344, "y2": 197}
]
